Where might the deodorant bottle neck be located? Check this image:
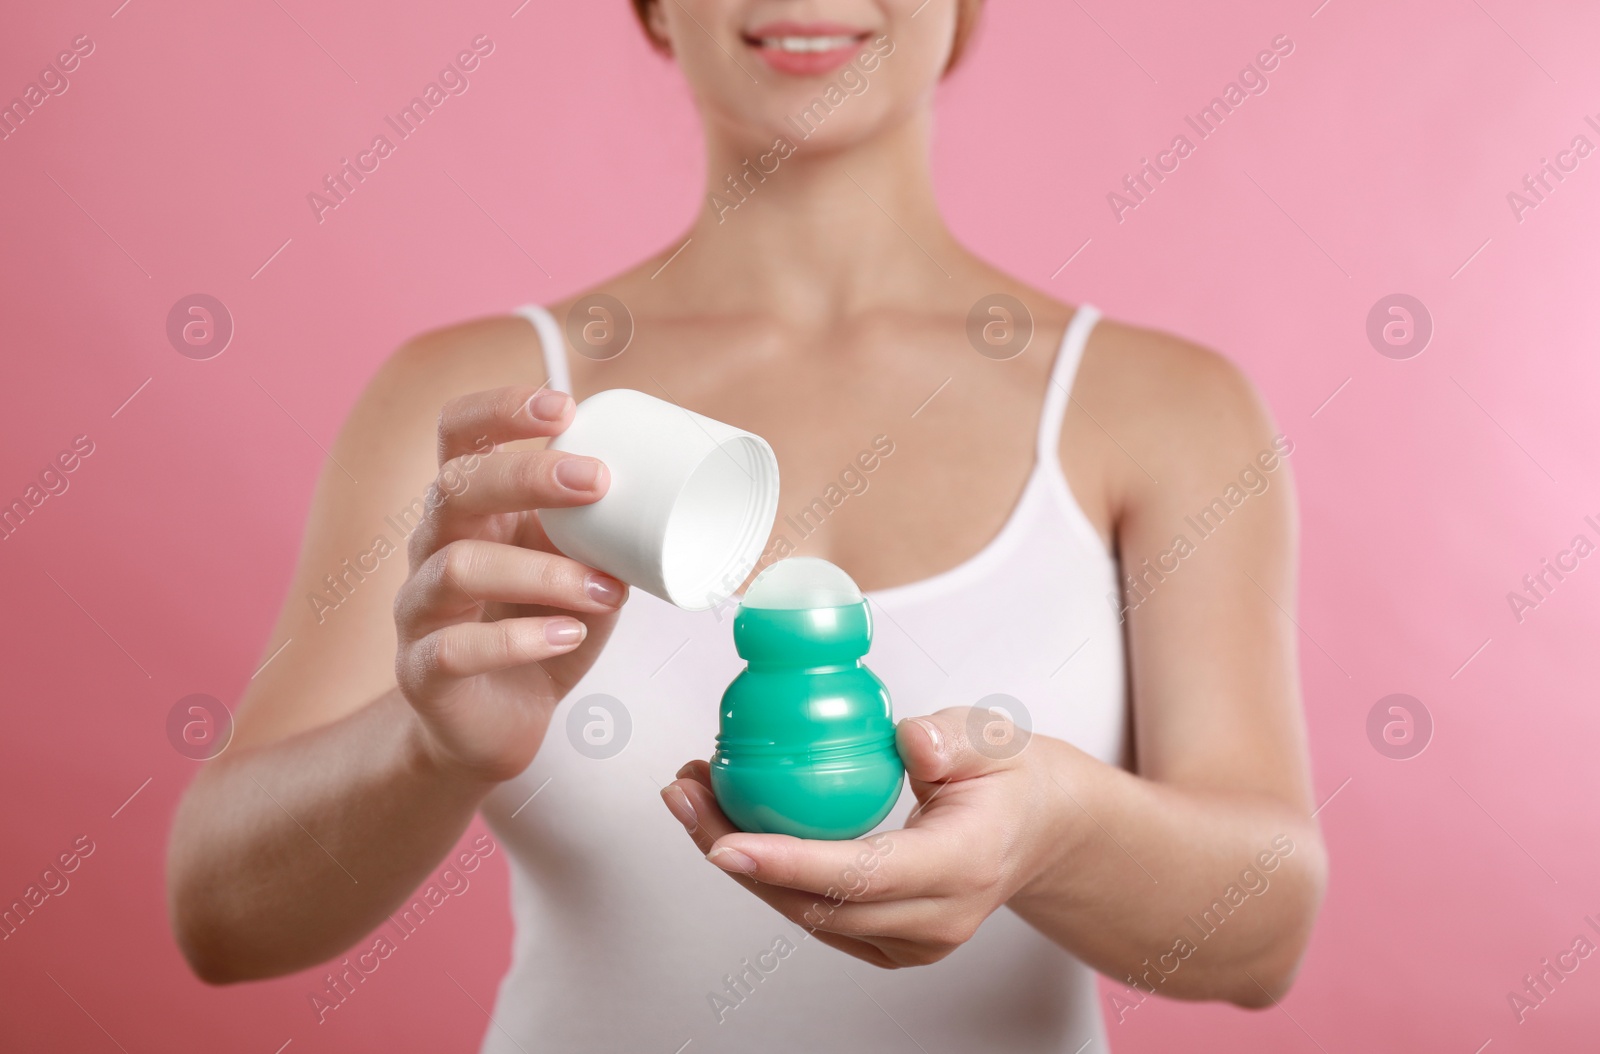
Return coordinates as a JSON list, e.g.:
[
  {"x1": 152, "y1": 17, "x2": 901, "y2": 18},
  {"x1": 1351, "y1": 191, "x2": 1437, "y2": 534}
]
[{"x1": 732, "y1": 602, "x2": 871, "y2": 671}]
